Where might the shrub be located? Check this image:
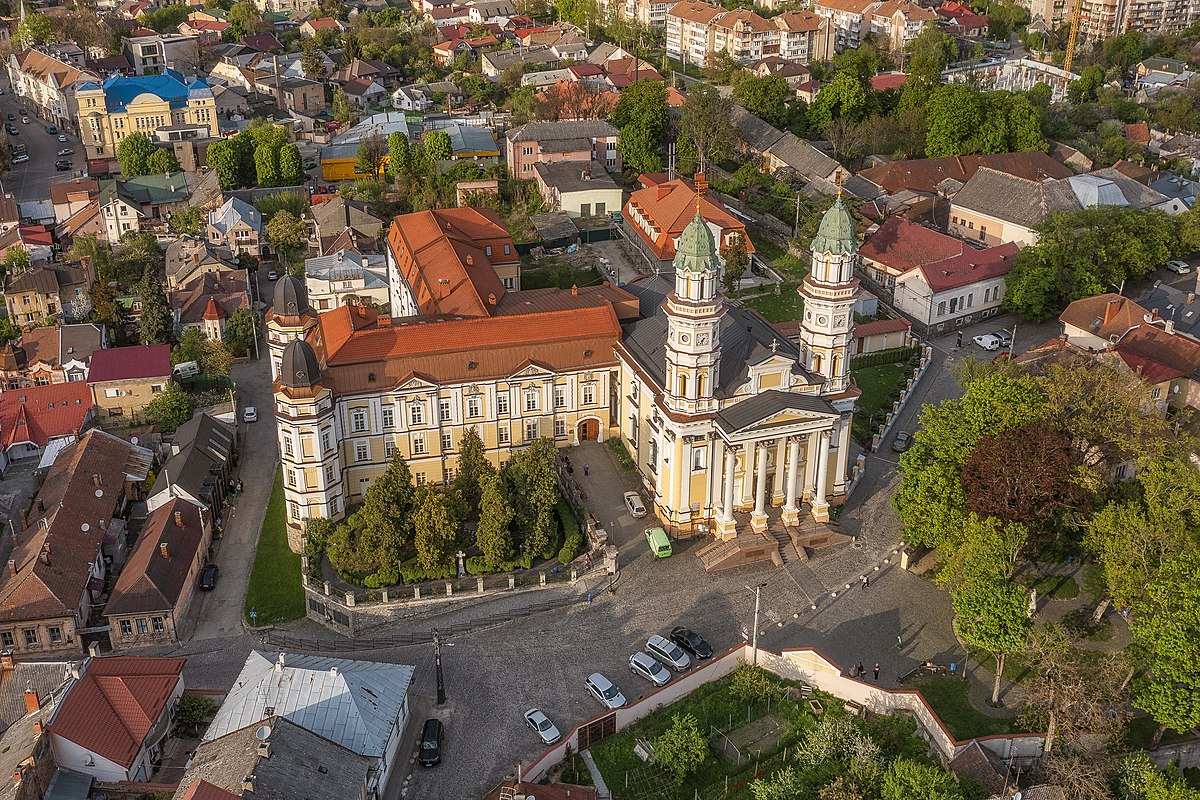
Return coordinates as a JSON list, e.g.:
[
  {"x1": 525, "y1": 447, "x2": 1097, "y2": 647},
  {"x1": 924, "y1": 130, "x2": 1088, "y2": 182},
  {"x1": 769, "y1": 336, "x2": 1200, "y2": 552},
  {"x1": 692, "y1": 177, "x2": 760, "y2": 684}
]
[
  {"x1": 606, "y1": 437, "x2": 636, "y2": 472},
  {"x1": 730, "y1": 663, "x2": 777, "y2": 703},
  {"x1": 363, "y1": 564, "x2": 399, "y2": 588},
  {"x1": 465, "y1": 554, "x2": 532, "y2": 574},
  {"x1": 399, "y1": 556, "x2": 455, "y2": 584},
  {"x1": 557, "y1": 500, "x2": 583, "y2": 565}
]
